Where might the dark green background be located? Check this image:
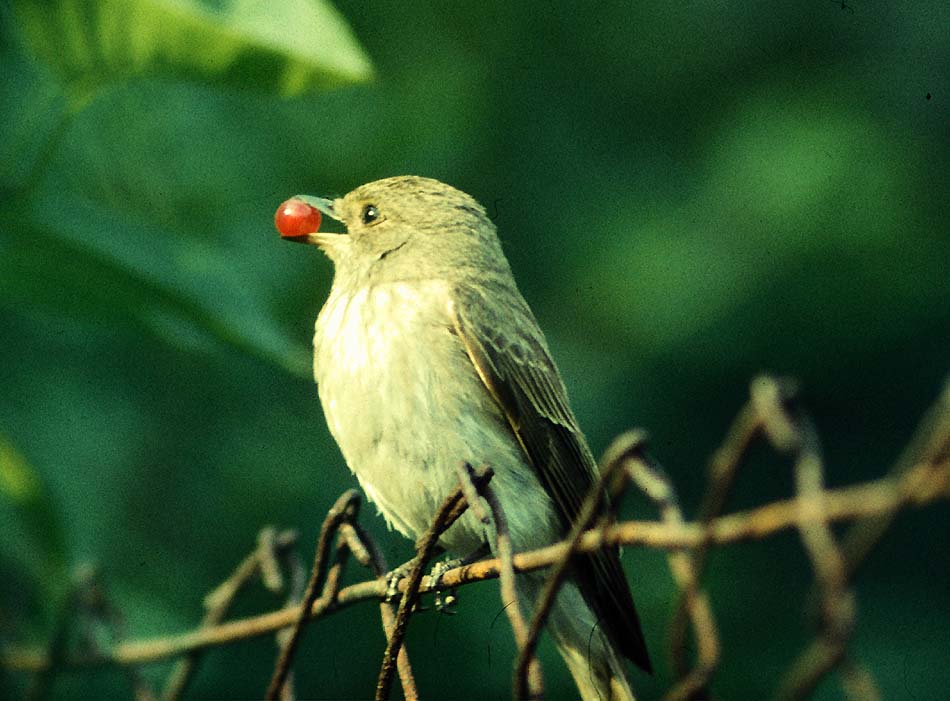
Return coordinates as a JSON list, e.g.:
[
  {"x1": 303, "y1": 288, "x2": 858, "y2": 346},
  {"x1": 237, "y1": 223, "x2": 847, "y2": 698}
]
[{"x1": 2, "y1": 1, "x2": 948, "y2": 699}]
